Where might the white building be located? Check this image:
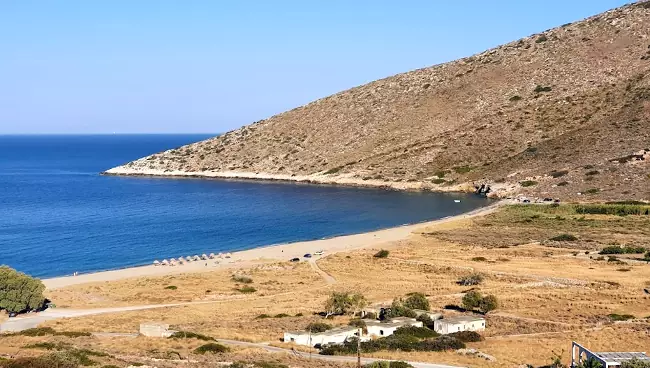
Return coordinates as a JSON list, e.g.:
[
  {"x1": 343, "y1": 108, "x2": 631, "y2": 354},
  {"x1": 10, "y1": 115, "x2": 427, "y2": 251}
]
[
  {"x1": 571, "y1": 341, "x2": 649, "y2": 368},
  {"x1": 365, "y1": 317, "x2": 423, "y2": 337},
  {"x1": 433, "y1": 315, "x2": 485, "y2": 334},
  {"x1": 283, "y1": 326, "x2": 363, "y2": 347}
]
